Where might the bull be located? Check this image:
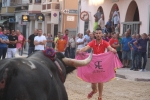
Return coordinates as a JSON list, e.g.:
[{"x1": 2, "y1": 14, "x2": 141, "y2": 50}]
[{"x1": 0, "y1": 50, "x2": 92, "y2": 100}]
